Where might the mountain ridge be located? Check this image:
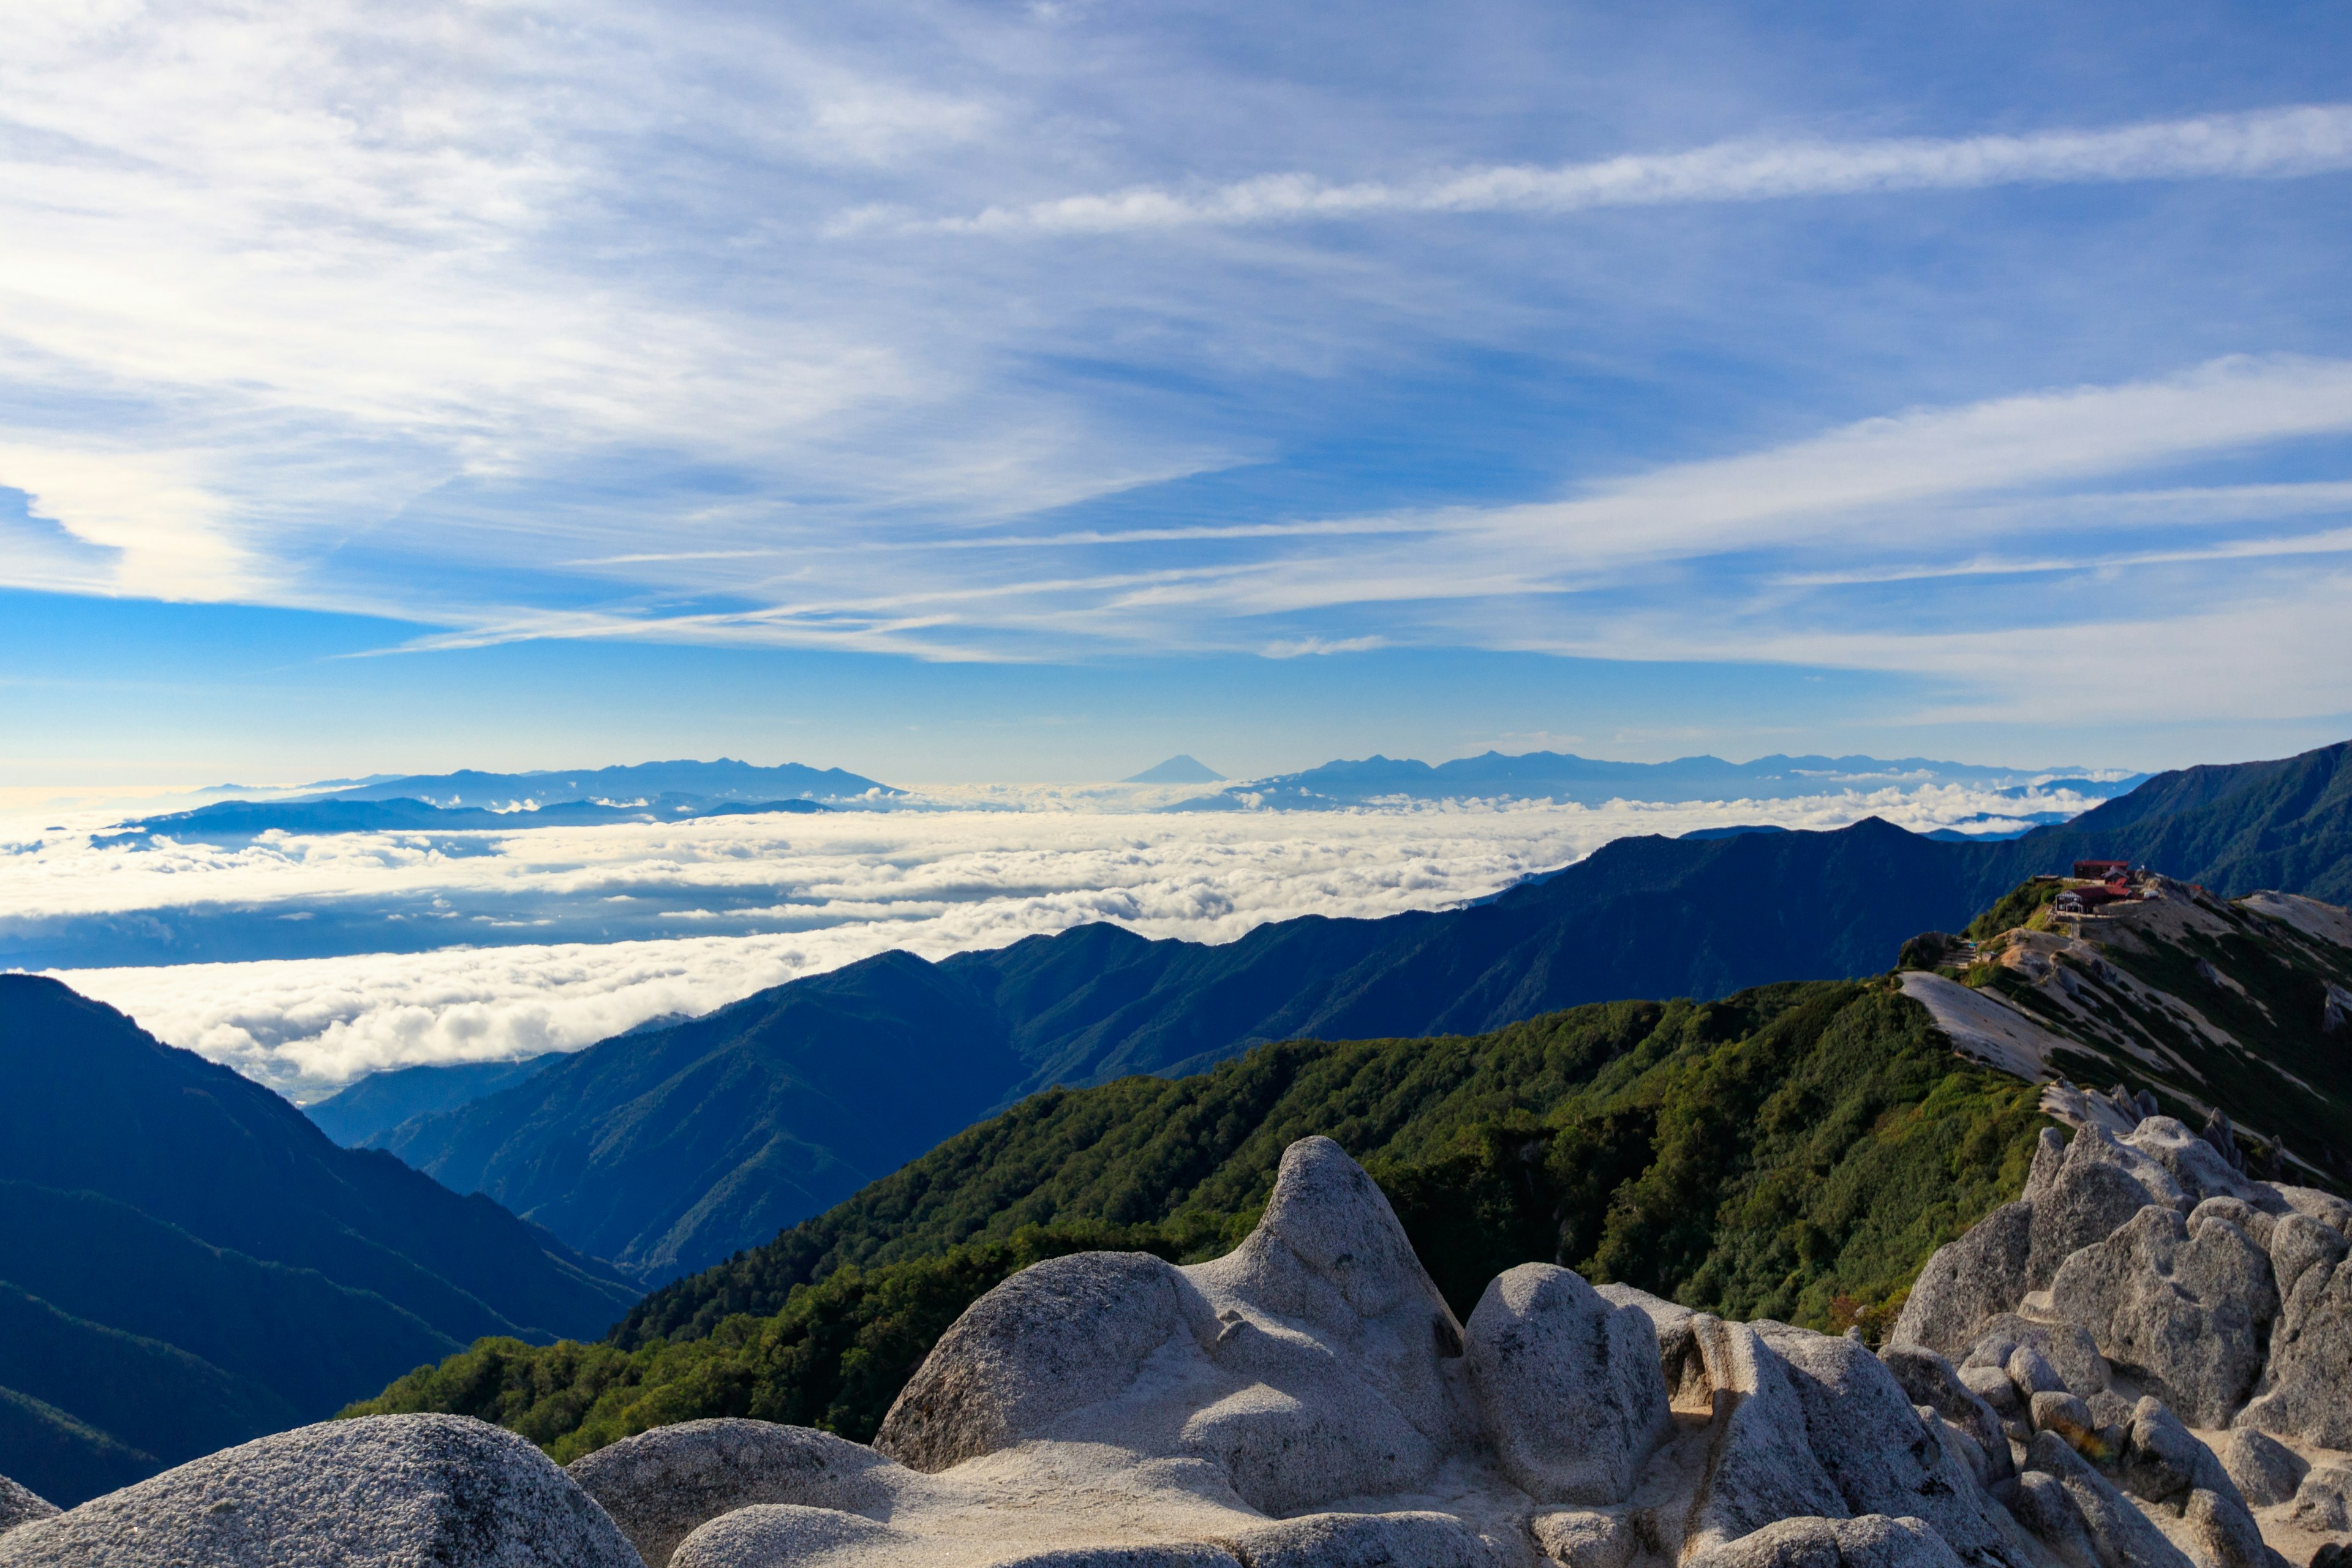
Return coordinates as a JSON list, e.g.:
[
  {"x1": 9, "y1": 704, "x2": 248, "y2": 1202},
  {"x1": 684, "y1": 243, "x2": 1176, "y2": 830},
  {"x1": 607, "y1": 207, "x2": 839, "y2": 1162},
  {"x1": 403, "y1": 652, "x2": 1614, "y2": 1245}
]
[
  {"x1": 375, "y1": 740, "x2": 2352, "y2": 1283},
  {"x1": 0, "y1": 976, "x2": 642, "y2": 1504}
]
